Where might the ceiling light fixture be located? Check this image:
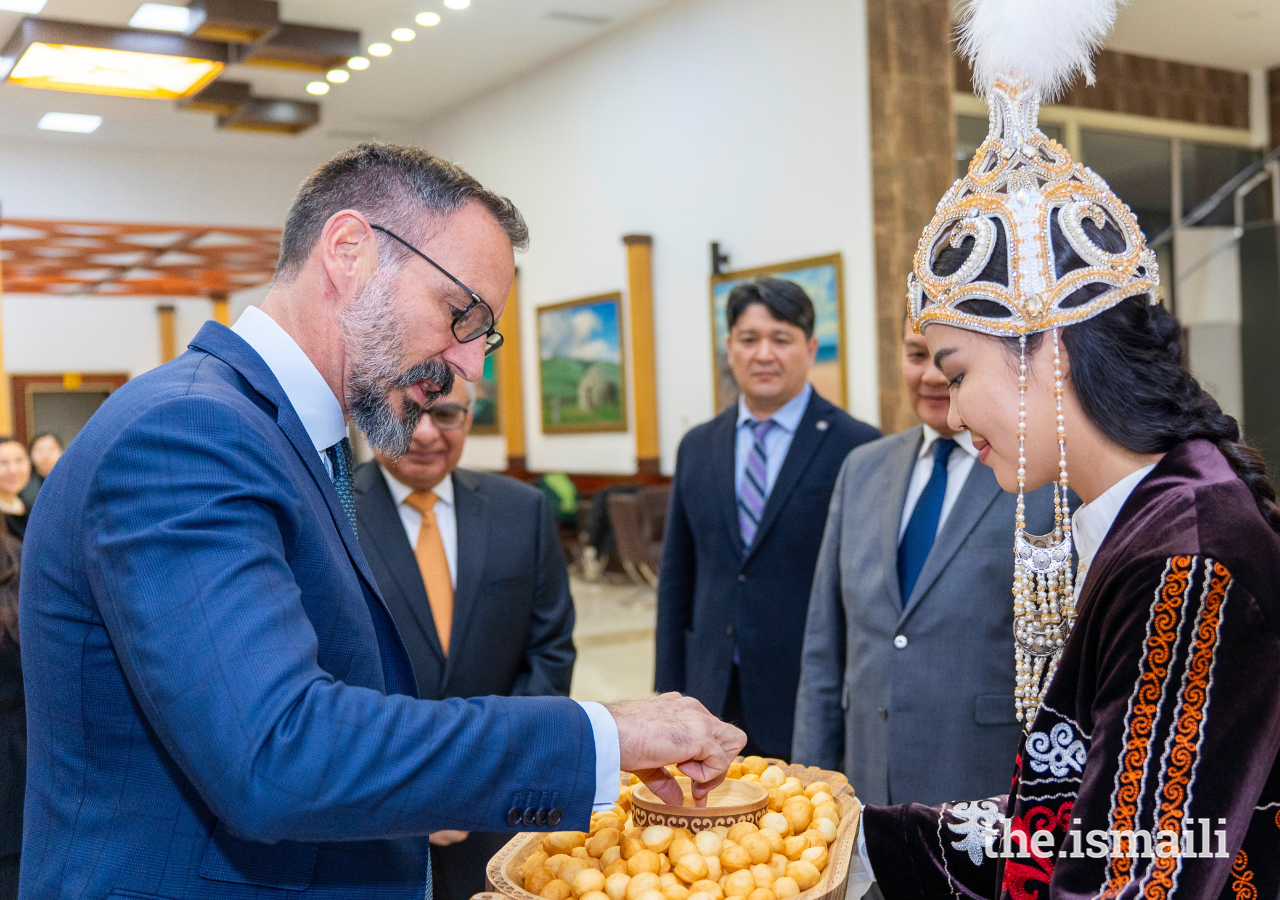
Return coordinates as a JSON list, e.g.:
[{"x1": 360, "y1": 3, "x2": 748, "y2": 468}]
[
  {"x1": 38, "y1": 111, "x2": 102, "y2": 132},
  {"x1": 444, "y1": 0, "x2": 470, "y2": 9},
  {"x1": 391, "y1": 28, "x2": 415, "y2": 41},
  {"x1": 0, "y1": 0, "x2": 47, "y2": 12},
  {"x1": 218, "y1": 96, "x2": 320, "y2": 134},
  {"x1": 2, "y1": 19, "x2": 227, "y2": 99},
  {"x1": 325, "y1": 68, "x2": 348, "y2": 83},
  {"x1": 367, "y1": 42, "x2": 391, "y2": 56},
  {"x1": 415, "y1": 12, "x2": 441, "y2": 27},
  {"x1": 347, "y1": 55, "x2": 369, "y2": 70},
  {"x1": 305, "y1": 81, "x2": 328, "y2": 95},
  {"x1": 129, "y1": 3, "x2": 192, "y2": 33},
  {"x1": 186, "y1": 0, "x2": 281, "y2": 44},
  {"x1": 241, "y1": 23, "x2": 360, "y2": 72}
]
